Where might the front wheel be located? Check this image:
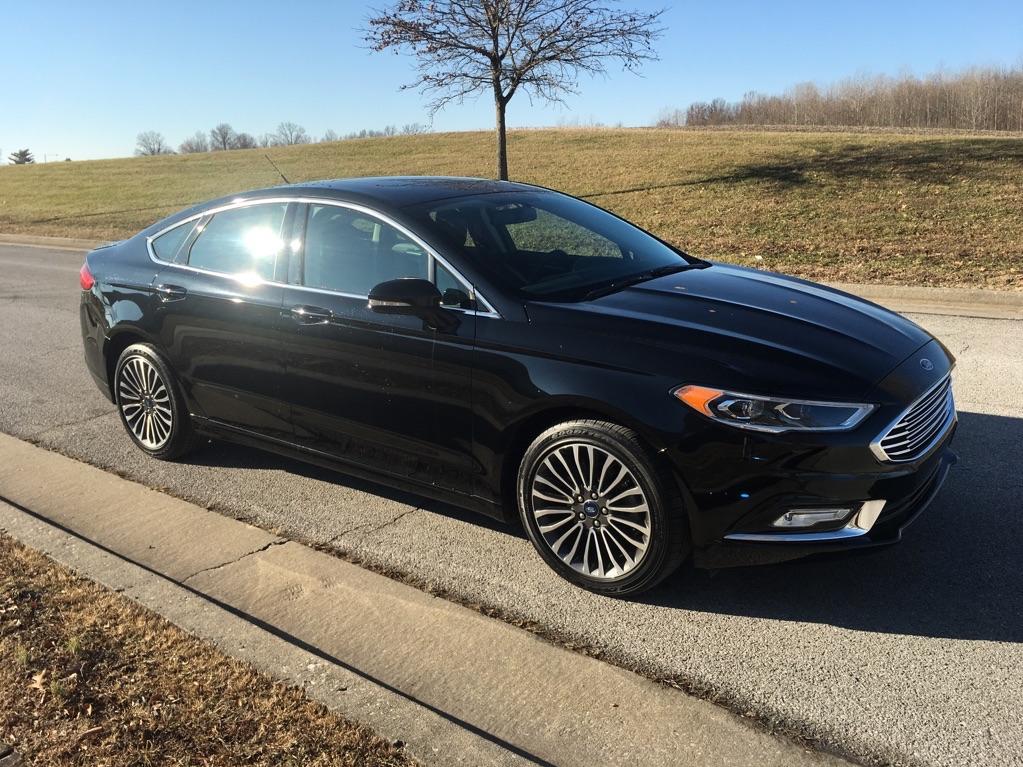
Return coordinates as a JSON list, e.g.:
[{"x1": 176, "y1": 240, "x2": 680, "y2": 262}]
[
  {"x1": 114, "y1": 343, "x2": 198, "y2": 460},
  {"x1": 516, "y1": 419, "x2": 689, "y2": 596}
]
